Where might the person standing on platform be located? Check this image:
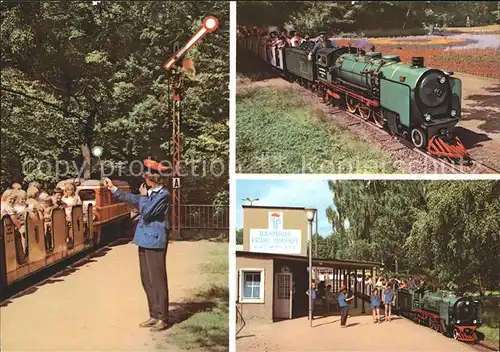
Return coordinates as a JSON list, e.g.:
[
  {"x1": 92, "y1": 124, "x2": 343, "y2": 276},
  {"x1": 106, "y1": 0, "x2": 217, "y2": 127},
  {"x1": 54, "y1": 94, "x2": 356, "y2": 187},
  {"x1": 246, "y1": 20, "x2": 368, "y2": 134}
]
[
  {"x1": 338, "y1": 285, "x2": 354, "y2": 328},
  {"x1": 370, "y1": 288, "x2": 381, "y2": 323},
  {"x1": 103, "y1": 159, "x2": 170, "y2": 332},
  {"x1": 383, "y1": 283, "x2": 394, "y2": 322},
  {"x1": 307, "y1": 281, "x2": 318, "y2": 317}
]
